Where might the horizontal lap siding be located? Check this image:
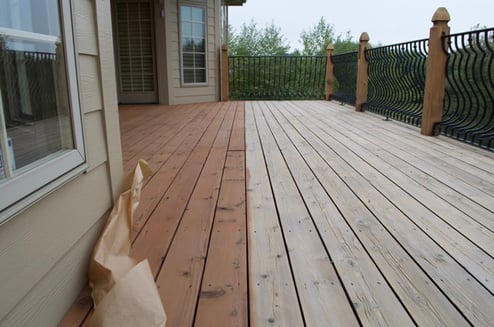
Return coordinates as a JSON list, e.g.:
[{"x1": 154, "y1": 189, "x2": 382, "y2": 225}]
[{"x1": 0, "y1": 0, "x2": 122, "y2": 325}]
